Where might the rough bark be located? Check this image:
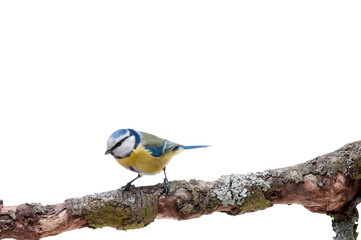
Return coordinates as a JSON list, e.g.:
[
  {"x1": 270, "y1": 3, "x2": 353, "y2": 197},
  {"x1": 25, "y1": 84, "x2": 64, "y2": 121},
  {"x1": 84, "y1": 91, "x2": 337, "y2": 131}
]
[{"x1": 1, "y1": 141, "x2": 361, "y2": 240}]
